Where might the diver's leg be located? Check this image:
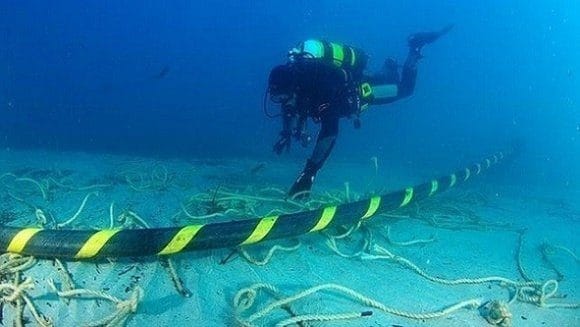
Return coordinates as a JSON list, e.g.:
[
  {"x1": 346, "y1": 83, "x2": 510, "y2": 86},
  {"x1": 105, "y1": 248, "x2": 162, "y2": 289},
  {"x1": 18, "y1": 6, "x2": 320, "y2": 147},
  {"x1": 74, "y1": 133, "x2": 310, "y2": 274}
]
[
  {"x1": 407, "y1": 24, "x2": 454, "y2": 52},
  {"x1": 399, "y1": 24, "x2": 454, "y2": 98},
  {"x1": 370, "y1": 36, "x2": 425, "y2": 102},
  {"x1": 288, "y1": 116, "x2": 339, "y2": 198},
  {"x1": 398, "y1": 48, "x2": 420, "y2": 98}
]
